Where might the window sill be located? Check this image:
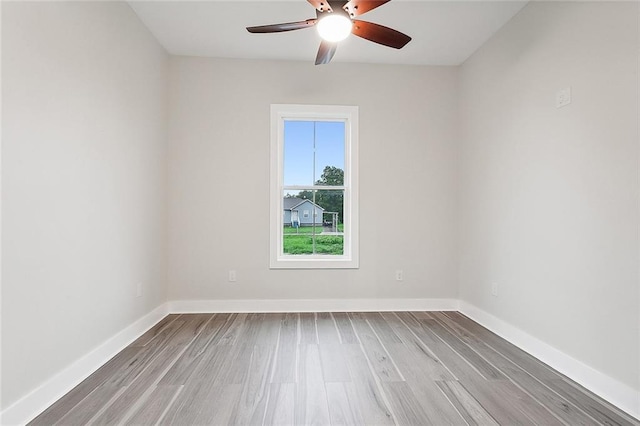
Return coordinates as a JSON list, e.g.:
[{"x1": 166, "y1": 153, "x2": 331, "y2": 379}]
[{"x1": 270, "y1": 256, "x2": 359, "y2": 269}]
